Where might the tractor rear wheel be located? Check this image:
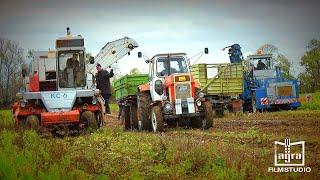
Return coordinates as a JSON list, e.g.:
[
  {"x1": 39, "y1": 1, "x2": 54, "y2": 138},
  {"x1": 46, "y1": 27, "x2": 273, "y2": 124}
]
[
  {"x1": 80, "y1": 111, "x2": 98, "y2": 131},
  {"x1": 137, "y1": 92, "x2": 152, "y2": 131},
  {"x1": 202, "y1": 101, "x2": 213, "y2": 129},
  {"x1": 124, "y1": 106, "x2": 131, "y2": 130},
  {"x1": 25, "y1": 115, "x2": 39, "y2": 130},
  {"x1": 130, "y1": 104, "x2": 138, "y2": 130},
  {"x1": 151, "y1": 105, "x2": 164, "y2": 132}
]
